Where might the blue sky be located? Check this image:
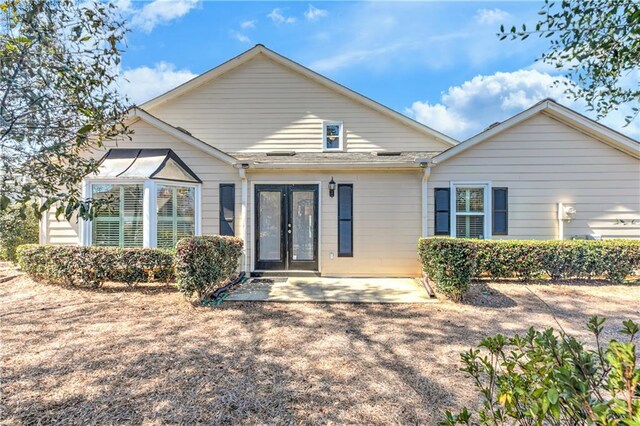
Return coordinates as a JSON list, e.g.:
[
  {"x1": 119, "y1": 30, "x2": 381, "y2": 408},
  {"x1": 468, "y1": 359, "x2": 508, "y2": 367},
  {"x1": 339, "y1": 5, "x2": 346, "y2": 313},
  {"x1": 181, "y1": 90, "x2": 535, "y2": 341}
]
[{"x1": 115, "y1": 1, "x2": 640, "y2": 140}]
